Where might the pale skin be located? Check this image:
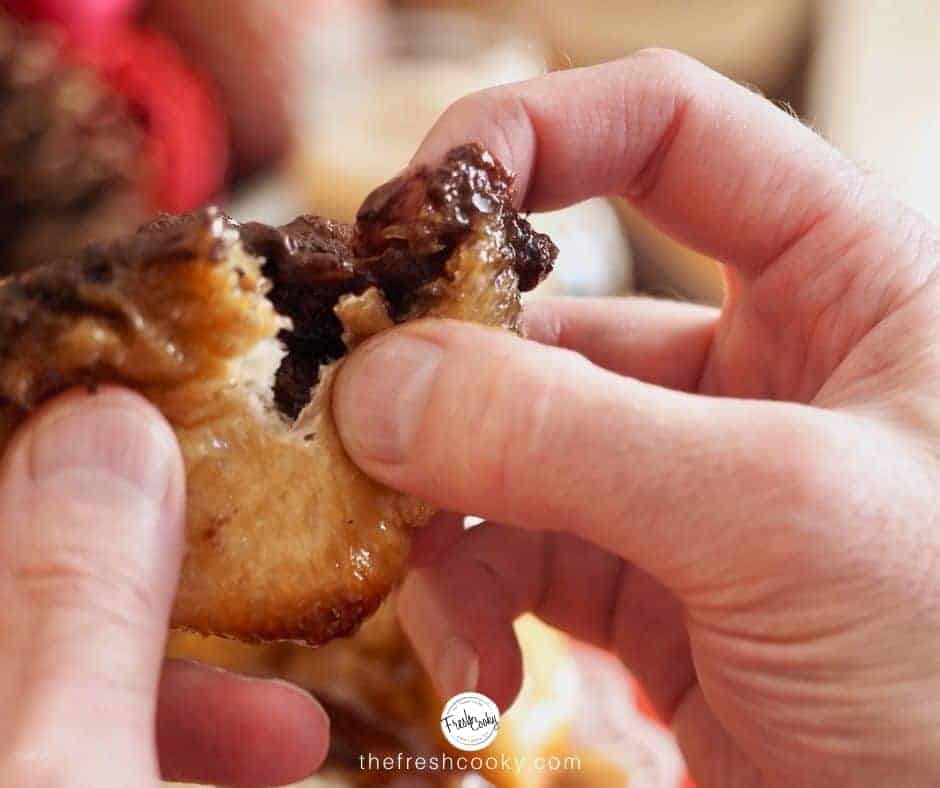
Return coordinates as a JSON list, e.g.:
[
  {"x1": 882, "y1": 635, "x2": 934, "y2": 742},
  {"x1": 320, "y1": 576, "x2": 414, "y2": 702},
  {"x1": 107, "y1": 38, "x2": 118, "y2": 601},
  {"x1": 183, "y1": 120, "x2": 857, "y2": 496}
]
[
  {"x1": 2, "y1": 50, "x2": 940, "y2": 787},
  {"x1": 0, "y1": 387, "x2": 331, "y2": 787},
  {"x1": 336, "y1": 51, "x2": 940, "y2": 787}
]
